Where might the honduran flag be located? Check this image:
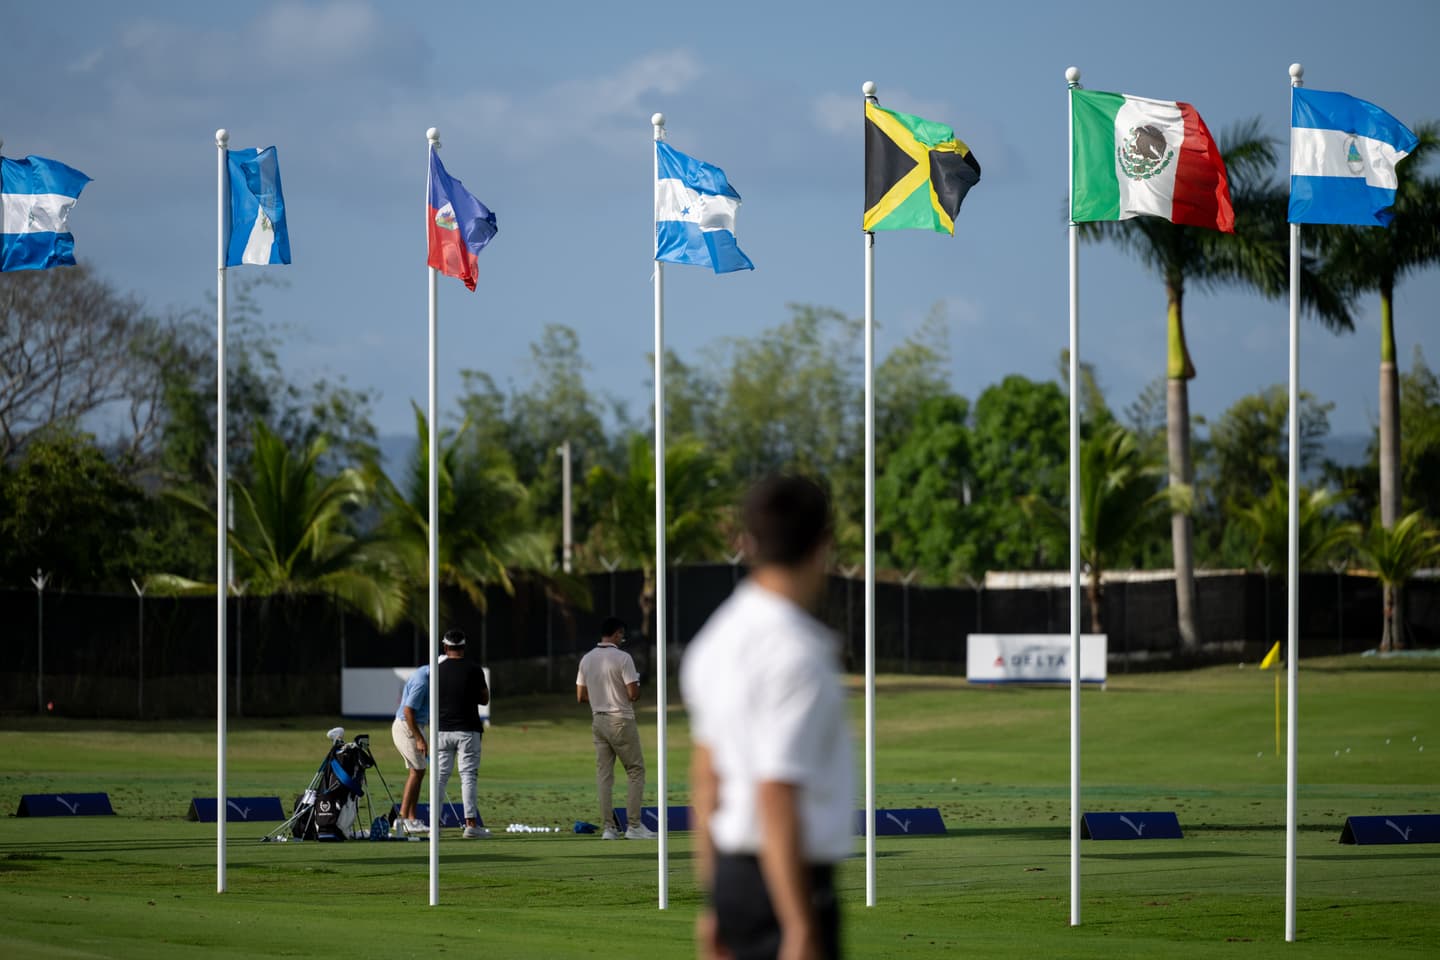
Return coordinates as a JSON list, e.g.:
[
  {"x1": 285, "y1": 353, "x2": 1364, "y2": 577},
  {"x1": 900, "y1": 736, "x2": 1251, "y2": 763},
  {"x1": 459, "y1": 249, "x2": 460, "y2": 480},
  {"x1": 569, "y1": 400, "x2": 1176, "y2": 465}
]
[
  {"x1": 1071, "y1": 89, "x2": 1234, "y2": 232},
  {"x1": 427, "y1": 149, "x2": 496, "y2": 291},
  {"x1": 1290, "y1": 88, "x2": 1417, "y2": 227},
  {"x1": 1, "y1": 154, "x2": 91, "y2": 272},
  {"x1": 655, "y1": 141, "x2": 753, "y2": 274}
]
